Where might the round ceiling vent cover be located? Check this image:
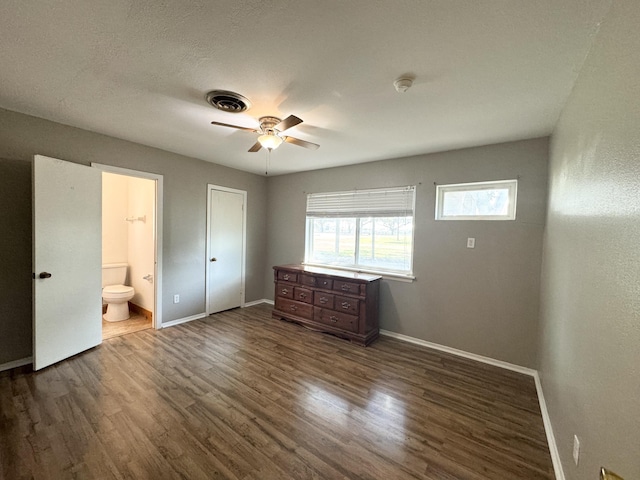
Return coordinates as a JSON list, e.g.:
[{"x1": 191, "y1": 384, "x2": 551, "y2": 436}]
[{"x1": 205, "y1": 90, "x2": 251, "y2": 113}]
